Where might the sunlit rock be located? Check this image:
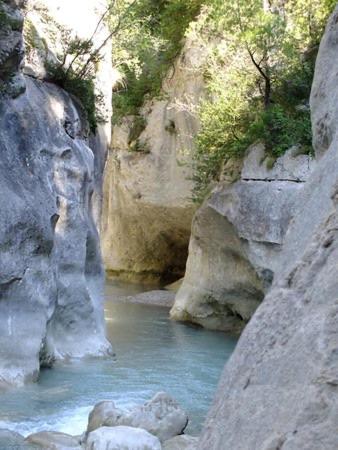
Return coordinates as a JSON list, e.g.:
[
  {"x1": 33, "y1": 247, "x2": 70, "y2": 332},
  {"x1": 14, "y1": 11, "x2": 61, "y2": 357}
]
[
  {"x1": 85, "y1": 426, "x2": 161, "y2": 450},
  {"x1": 171, "y1": 143, "x2": 314, "y2": 332}
]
